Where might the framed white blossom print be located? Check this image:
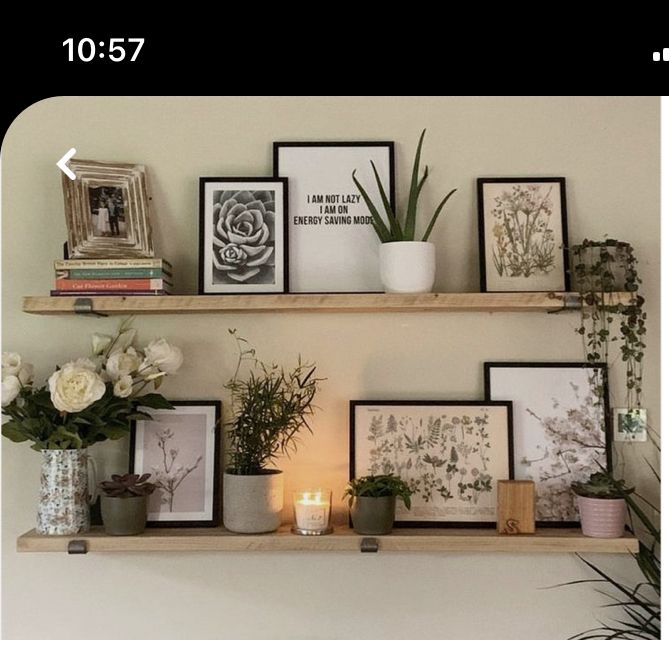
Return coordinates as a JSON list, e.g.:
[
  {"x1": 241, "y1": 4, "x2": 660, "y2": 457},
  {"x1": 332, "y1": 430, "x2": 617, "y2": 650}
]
[
  {"x1": 199, "y1": 178, "x2": 288, "y2": 294},
  {"x1": 350, "y1": 400, "x2": 514, "y2": 527},
  {"x1": 130, "y1": 400, "x2": 221, "y2": 527},
  {"x1": 485, "y1": 363, "x2": 612, "y2": 526},
  {"x1": 477, "y1": 177, "x2": 570, "y2": 292}
]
